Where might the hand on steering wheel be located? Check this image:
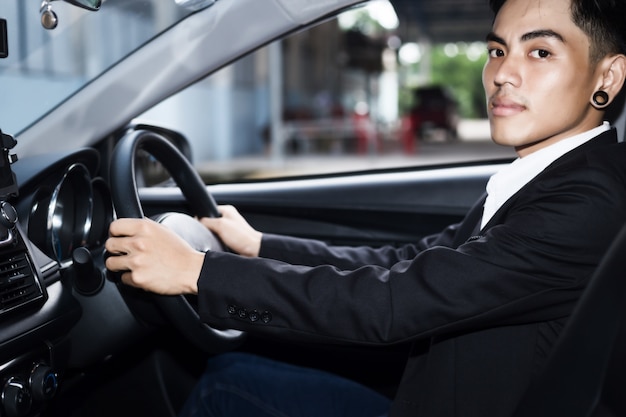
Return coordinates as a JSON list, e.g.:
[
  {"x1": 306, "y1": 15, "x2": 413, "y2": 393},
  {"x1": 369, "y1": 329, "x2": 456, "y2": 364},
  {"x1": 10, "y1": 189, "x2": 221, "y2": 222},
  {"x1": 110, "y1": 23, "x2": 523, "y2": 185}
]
[
  {"x1": 106, "y1": 217, "x2": 204, "y2": 295},
  {"x1": 107, "y1": 129, "x2": 245, "y2": 353}
]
